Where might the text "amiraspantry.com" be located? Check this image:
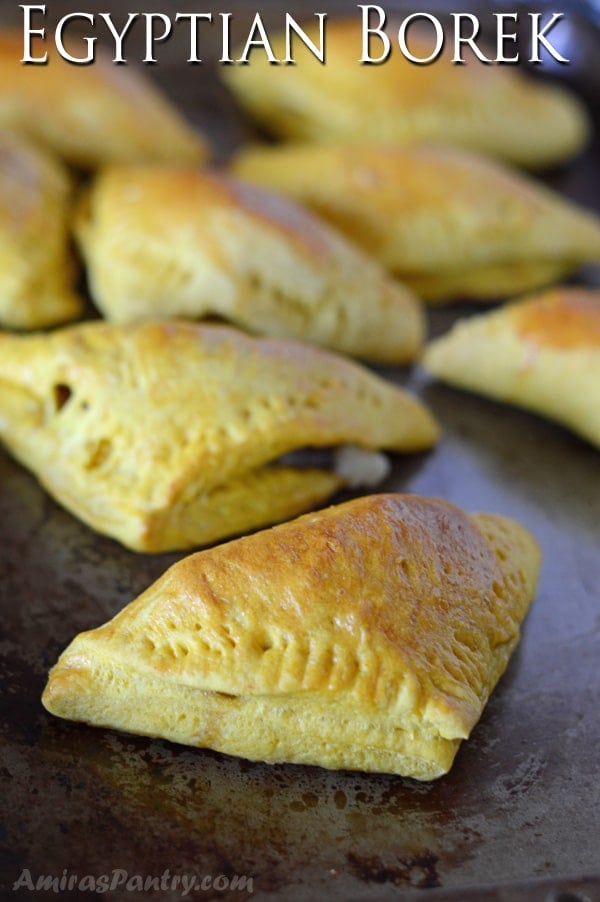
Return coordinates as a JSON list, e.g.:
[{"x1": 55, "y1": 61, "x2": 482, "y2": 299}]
[{"x1": 13, "y1": 868, "x2": 255, "y2": 895}]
